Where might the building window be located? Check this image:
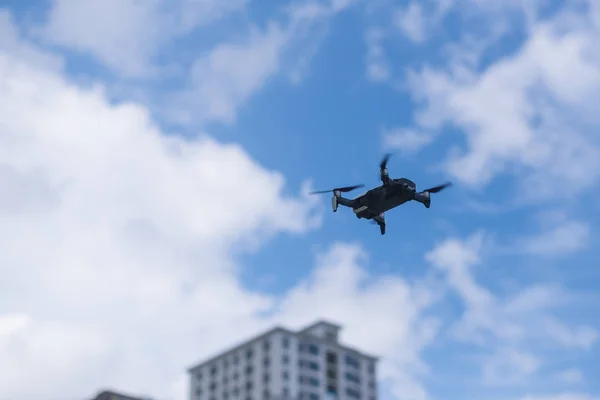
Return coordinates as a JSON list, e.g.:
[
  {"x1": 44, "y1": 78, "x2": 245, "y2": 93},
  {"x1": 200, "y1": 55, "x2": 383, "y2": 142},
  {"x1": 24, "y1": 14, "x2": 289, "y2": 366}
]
[
  {"x1": 245, "y1": 365, "x2": 253, "y2": 375},
  {"x1": 263, "y1": 339, "x2": 270, "y2": 351},
  {"x1": 246, "y1": 349, "x2": 253, "y2": 359},
  {"x1": 282, "y1": 371, "x2": 289, "y2": 380},
  {"x1": 282, "y1": 354, "x2": 289, "y2": 364},
  {"x1": 345, "y1": 372, "x2": 360, "y2": 383},
  {"x1": 308, "y1": 377, "x2": 319, "y2": 386},
  {"x1": 263, "y1": 357, "x2": 270, "y2": 367},
  {"x1": 234, "y1": 354, "x2": 239, "y2": 364},
  {"x1": 309, "y1": 394, "x2": 319, "y2": 400},
  {"x1": 345, "y1": 388, "x2": 360, "y2": 398},
  {"x1": 210, "y1": 366, "x2": 217, "y2": 375},
  {"x1": 344, "y1": 355, "x2": 359, "y2": 368},
  {"x1": 308, "y1": 344, "x2": 319, "y2": 355},
  {"x1": 263, "y1": 373, "x2": 269, "y2": 383},
  {"x1": 283, "y1": 336, "x2": 289, "y2": 348},
  {"x1": 308, "y1": 361, "x2": 319, "y2": 371},
  {"x1": 283, "y1": 387, "x2": 289, "y2": 396},
  {"x1": 368, "y1": 362, "x2": 375, "y2": 374},
  {"x1": 326, "y1": 352, "x2": 337, "y2": 364}
]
